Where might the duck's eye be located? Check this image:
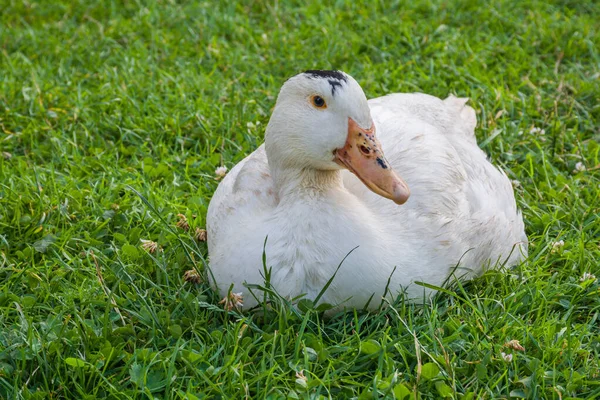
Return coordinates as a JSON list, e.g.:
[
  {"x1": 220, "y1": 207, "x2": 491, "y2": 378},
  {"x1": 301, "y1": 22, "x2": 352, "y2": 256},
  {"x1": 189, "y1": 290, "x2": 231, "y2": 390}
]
[{"x1": 311, "y1": 95, "x2": 327, "y2": 109}]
